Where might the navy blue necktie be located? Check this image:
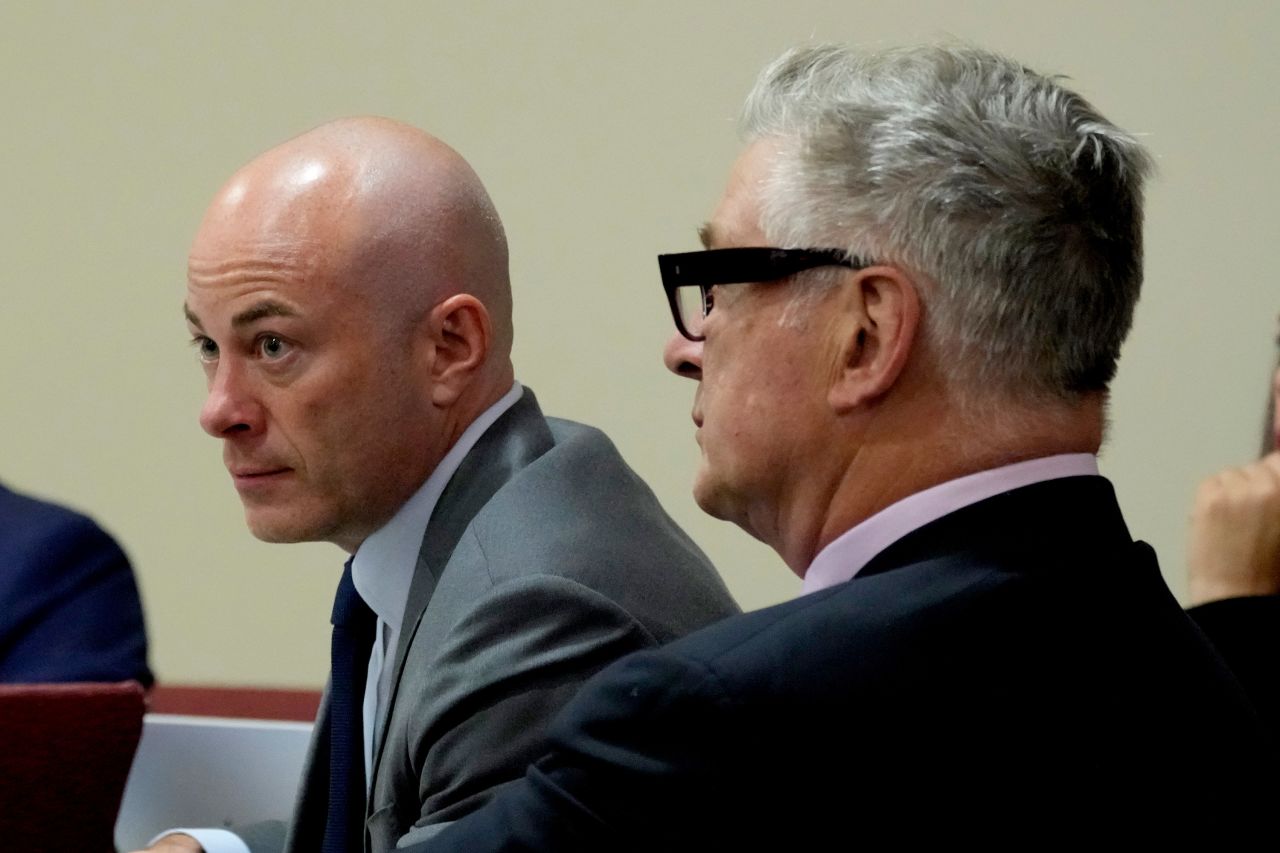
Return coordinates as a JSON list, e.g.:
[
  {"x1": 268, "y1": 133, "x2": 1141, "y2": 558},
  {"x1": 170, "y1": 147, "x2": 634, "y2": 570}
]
[{"x1": 323, "y1": 560, "x2": 377, "y2": 853}]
